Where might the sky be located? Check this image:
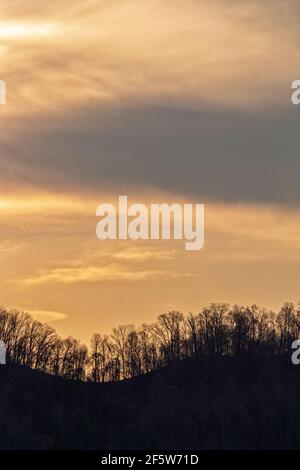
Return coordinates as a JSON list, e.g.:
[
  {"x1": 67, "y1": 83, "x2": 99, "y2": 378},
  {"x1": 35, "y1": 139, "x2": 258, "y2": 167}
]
[{"x1": 0, "y1": 0, "x2": 299, "y2": 344}]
